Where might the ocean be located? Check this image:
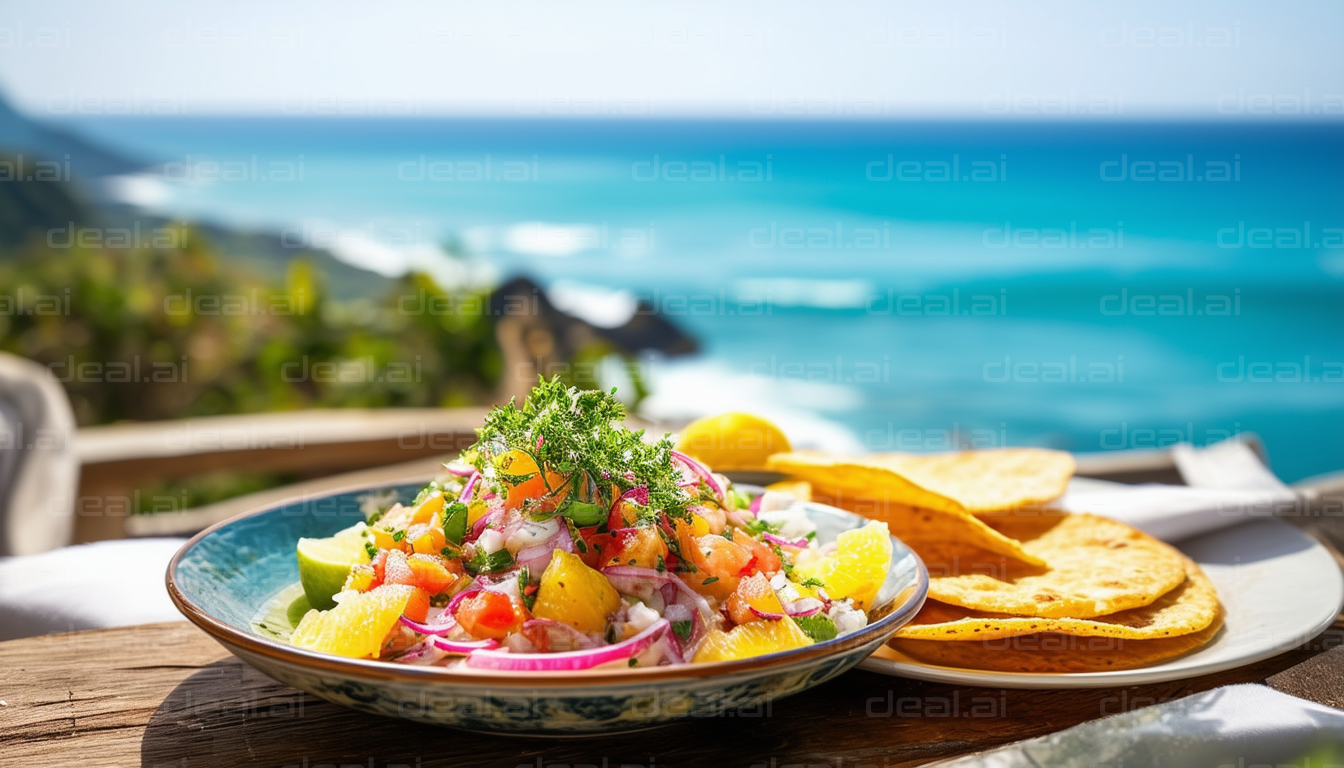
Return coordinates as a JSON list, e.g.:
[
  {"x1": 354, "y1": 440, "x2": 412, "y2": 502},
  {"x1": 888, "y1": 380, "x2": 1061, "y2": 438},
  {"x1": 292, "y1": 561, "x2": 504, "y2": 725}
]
[{"x1": 62, "y1": 117, "x2": 1344, "y2": 482}]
